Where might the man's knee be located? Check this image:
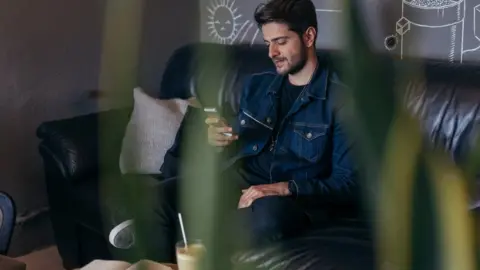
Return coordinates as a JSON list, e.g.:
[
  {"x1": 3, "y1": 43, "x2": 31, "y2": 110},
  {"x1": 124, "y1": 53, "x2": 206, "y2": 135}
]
[
  {"x1": 248, "y1": 196, "x2": 310, "y2": 244},
  {"x1": 249, "y1": 197, "x2": 295, "y2": 243},
  {"x1": 251, "y1": 196, "x2": 286, "y2": 216}
]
